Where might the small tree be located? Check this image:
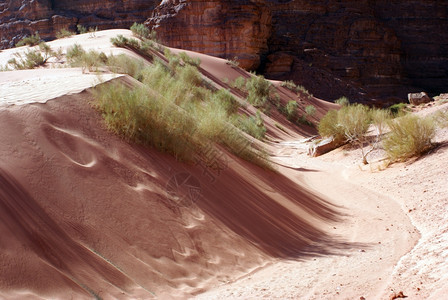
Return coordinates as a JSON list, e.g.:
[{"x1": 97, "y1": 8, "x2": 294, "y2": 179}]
[{"x1": 338, "y1": 104, "x2": 371, "y2": 164}]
